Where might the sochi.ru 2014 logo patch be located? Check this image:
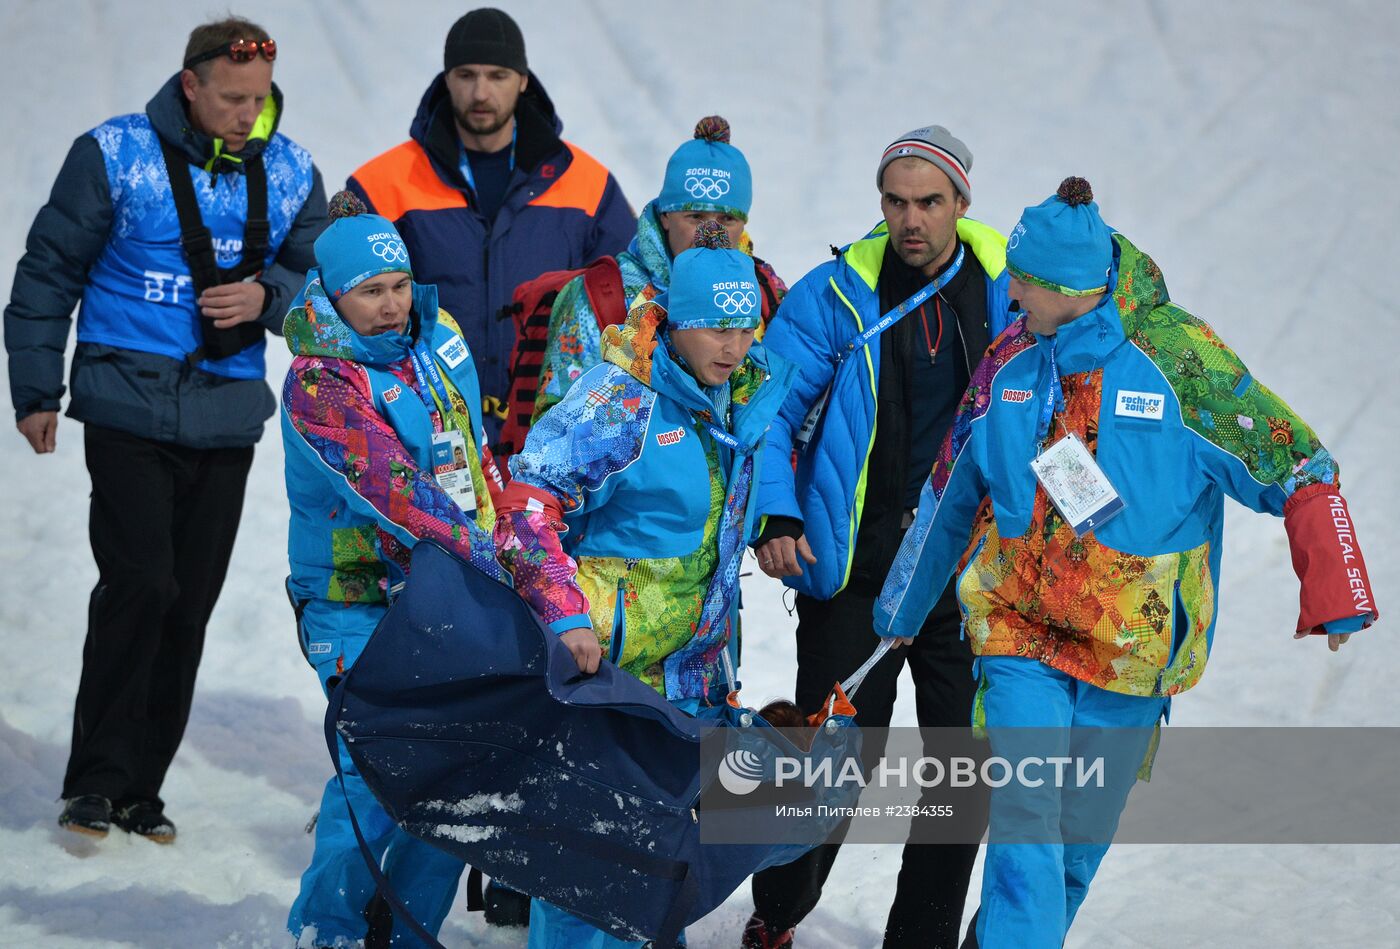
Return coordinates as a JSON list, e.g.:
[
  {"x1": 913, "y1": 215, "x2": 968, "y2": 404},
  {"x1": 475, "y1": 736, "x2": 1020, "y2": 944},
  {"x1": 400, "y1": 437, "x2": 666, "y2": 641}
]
[
  {"x1": 1001, "y1": 387, "x2": 1033, "y2": 404},
  {"x1": 436, "y1": 336, "x2": 469, "y2": 369},
  {"x1": 383, "y1": 384, "x2": 402, "y2": 403},
  {"x1": 655, "y1": 427, "x2": 686, "y2": 446}
]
